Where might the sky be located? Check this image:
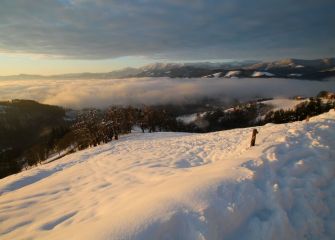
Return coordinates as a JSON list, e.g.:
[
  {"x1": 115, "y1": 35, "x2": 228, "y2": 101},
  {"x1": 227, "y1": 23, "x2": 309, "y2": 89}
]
[{"x1": 0, "y1": 0, "x2": 334, "y2": 75}]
